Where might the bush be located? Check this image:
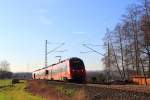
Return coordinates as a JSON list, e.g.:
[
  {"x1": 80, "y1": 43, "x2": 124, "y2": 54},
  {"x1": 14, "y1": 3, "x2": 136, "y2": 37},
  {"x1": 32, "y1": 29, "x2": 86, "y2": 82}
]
[
  {"x1": 91, "y1": 77, "x2": 97, "y2": 83},
  {"x1": 12, "y1": 79, "x2": 19, "y2": 84}
]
